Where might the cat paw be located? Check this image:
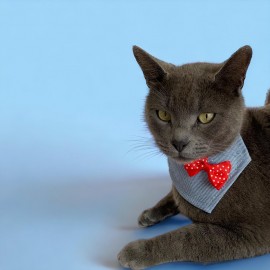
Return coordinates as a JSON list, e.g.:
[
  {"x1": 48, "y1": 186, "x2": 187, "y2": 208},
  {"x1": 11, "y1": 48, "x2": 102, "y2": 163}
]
[
  {"x1": 138, "y1": 208, "x2": 159, "y2": 228},
  {"x1": 117, "y1": 239, "x2": 151, "y2": 270}
]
